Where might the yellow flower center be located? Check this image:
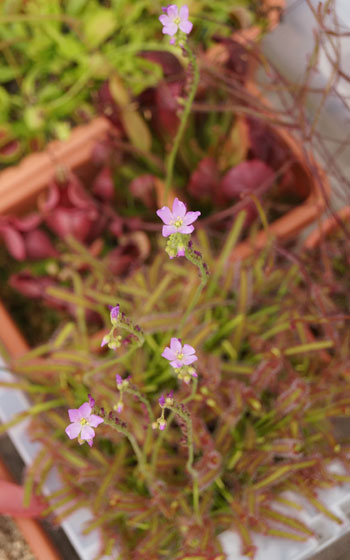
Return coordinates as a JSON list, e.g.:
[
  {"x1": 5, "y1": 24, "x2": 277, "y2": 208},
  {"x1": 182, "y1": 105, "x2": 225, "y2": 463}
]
[
  {"x1": 177, "y1": 352, "x2": 184, "y2": 360},
  {"x1": 80, "y1": 418, "x2": 88, "y2": 426},
  {"x1": 174, "y1": 17, "x2": 181, "y2": 25},
  {"x1": 173, "y1": 217, "x2": 183, "y2": 228}
]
